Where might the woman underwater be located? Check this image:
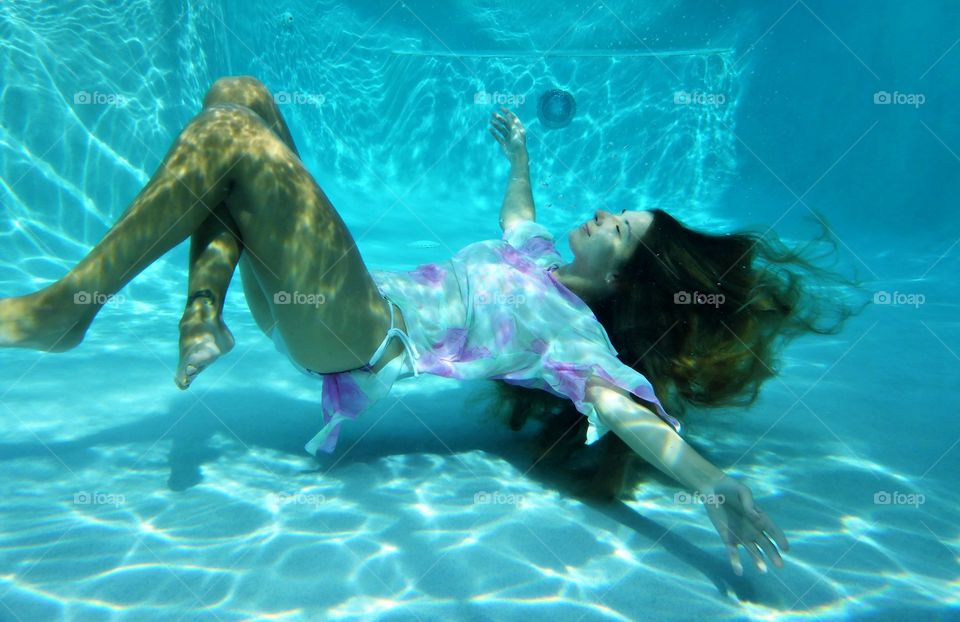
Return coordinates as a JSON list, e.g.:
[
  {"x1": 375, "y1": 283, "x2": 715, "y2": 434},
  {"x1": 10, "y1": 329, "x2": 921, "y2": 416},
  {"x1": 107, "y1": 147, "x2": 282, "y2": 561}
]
[{"x1": 1, "y1": 76, "x2": 859, "y2": 576}]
